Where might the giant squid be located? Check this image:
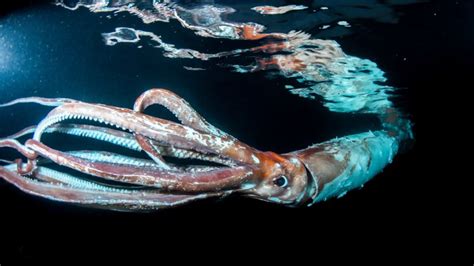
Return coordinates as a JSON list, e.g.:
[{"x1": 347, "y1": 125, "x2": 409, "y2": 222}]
[{"x1": 0, "y1": 89, "x2": 409, "y2": 210}]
